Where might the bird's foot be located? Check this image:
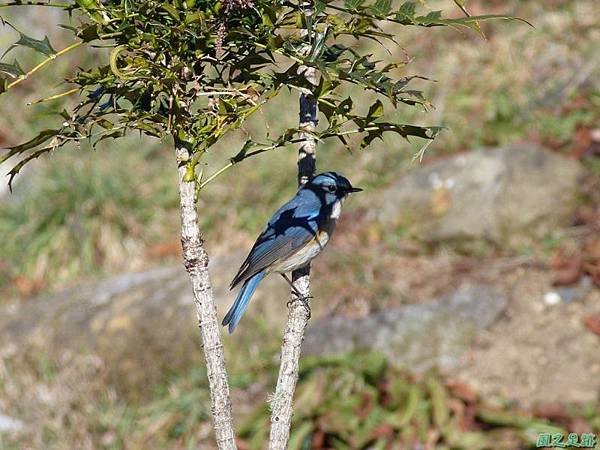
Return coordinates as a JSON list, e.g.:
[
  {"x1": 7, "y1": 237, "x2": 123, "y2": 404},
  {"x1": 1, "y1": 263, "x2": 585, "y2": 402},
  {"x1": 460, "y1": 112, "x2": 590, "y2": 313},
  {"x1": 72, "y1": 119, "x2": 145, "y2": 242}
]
[{"x1": 287, "y1": 294, "x2": 312, "y2": 319}]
